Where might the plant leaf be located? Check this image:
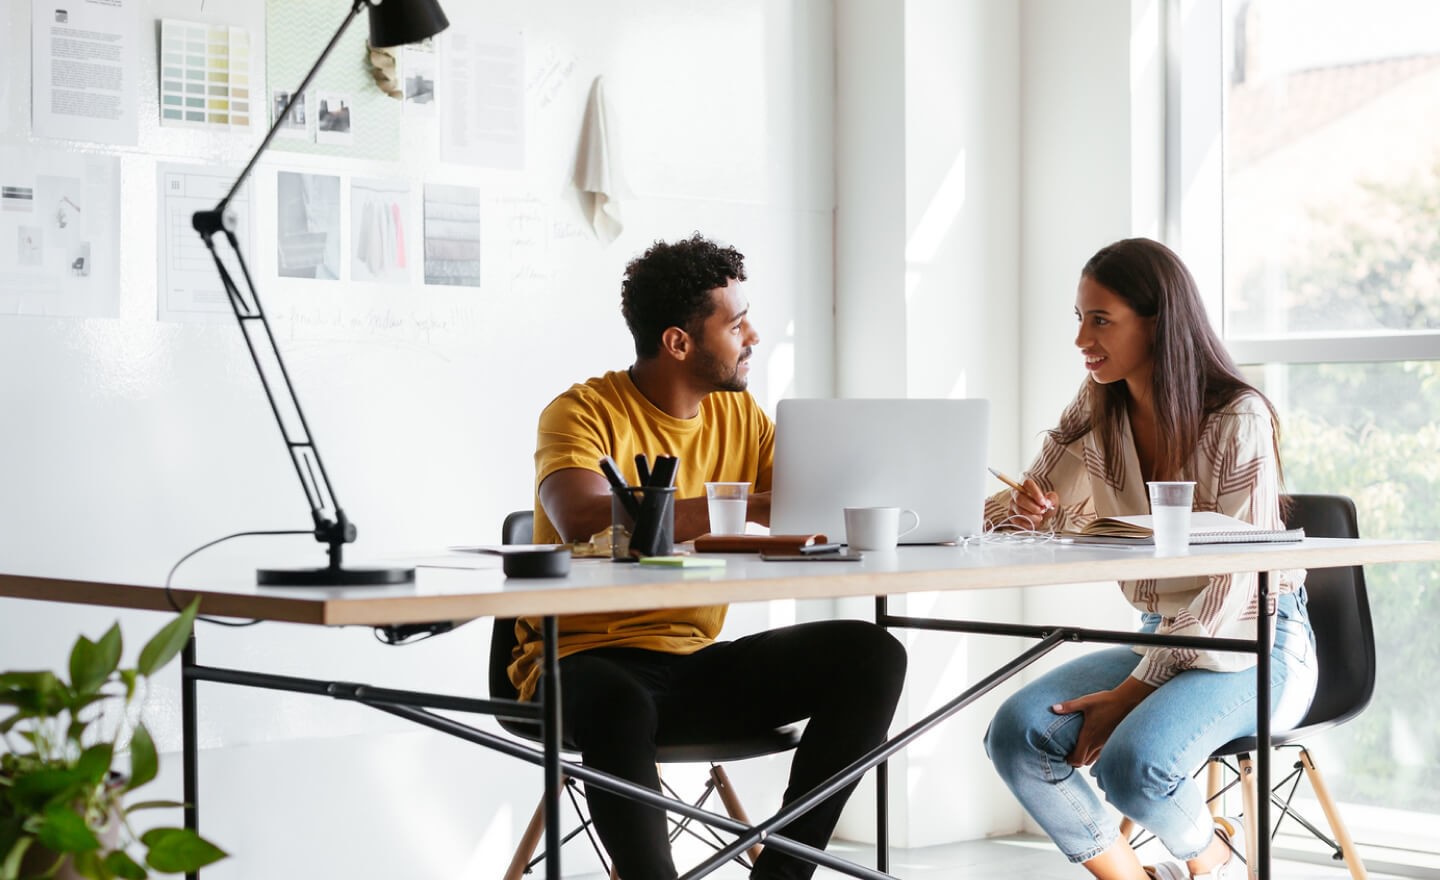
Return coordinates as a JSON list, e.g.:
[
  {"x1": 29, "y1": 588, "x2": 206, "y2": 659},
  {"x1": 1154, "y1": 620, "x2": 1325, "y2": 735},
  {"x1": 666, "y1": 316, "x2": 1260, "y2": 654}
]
[
  {"x1": 71, "y1": 848, "x2": 107, "y2": 879},
  {"x1": 121, "y1": 801, "x2": 185, "y2": 814},
  {"x1": 11, "y1": 766, "x2": 84, "y2": 811},
  {"x1": 140, "y1": 828, "x2": 226, "y2": 873},
  {"x1": 103, "y1": 850, "x2": 148, "y2": 880},
  {"x1": 125, "y1": 724, "x2": 157, "y2": 792},
  {"x1": 0, "y1": 671, "x2": 58, "y2": 689},
  {"x1": 0, "y1": 671, "x2": 64, "y2": 714},
  {"x1": 36, "y1": 803, "x2": 101, "y2": 853},
  {"x1": 68, "y1": 716, "x2": 93, "y2": 744},
  {"x1": 0, "y1": 832, "x2": 32, "y2": 880},
  {"x1": 76, "y1": 743, "x2": 115, "y2": 786},
  {"x1": 119, "y1": 670, "x2": 138, "y2": 701},
  {"x1": 70, "y1": 625, "x2": 122, "y2": 697},
  {"x1": 136, "y1": 601, "x2": 199, "y2": 678}
]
